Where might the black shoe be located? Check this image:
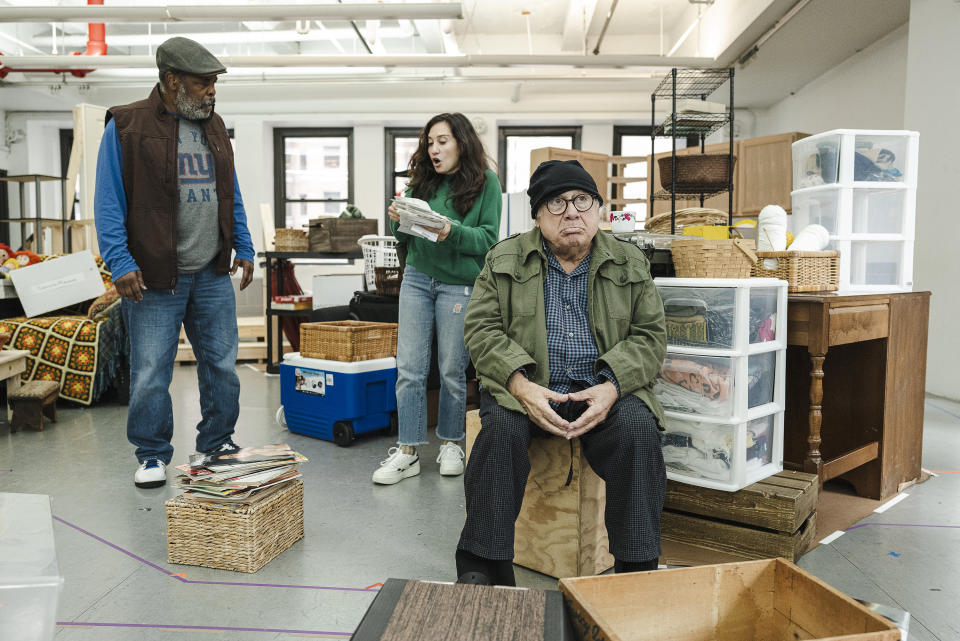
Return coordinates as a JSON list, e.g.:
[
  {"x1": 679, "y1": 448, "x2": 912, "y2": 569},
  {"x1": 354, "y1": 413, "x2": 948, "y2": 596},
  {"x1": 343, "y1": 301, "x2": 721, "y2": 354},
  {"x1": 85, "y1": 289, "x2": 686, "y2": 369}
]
[
  {"x1": 614, "y1": 558, "x2": 659, "y2": 573},
  {"x1": 456, "y1": 549, "x2": 516, "y2": 587},
  {"x1": 457, "y1": 571, "x2": 492, "y2": 585}
]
